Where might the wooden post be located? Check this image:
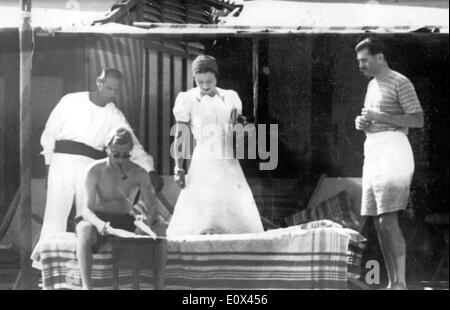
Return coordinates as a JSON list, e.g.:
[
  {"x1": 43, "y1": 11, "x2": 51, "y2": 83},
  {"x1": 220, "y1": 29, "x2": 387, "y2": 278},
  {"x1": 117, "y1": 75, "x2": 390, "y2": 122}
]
[
  {"x1": 132, "y1": 241, "x2": 140, "y2": 290},
  {"x1": 112, "y1": 247, "x2": 119, "y2": 290},
  {"x1": 252, "y1": 38, "x2": 259, "y2": 125},
  {"x1": 0, "y1": 78, "x2": 5, "y2": 211},
  {"x1": 153, "y1": 238, "x2": 166, "y2": 290},
  {"x1": 18, "y1": 0, "x2": 33, "y2": 290}
]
